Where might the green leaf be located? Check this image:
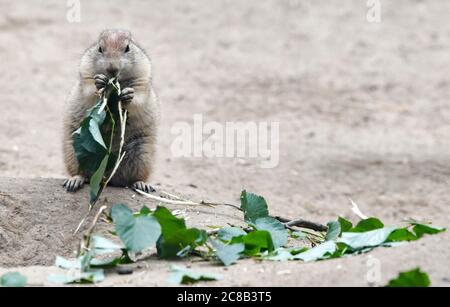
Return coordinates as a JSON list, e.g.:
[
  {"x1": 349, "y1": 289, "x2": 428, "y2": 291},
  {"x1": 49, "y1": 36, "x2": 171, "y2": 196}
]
[
  {"x1": 264, "y1": 248, "x2": 295, "y2": 261},
  {"x1": 52, "y1": 256, "x2": 105, "y2": 284},
  {"x1": 386, "y1": 268, "x2": 431, "y2": 287},
  {"x1": 48, "y1": 270, "x2": 104, "y2": 285},
  {"x1": 328, "y1": 242, "x2": 350, "y2": 259},
  {"x1": 153, "y1": 206, "x2": 186, "y2": 237},
  {"x1": 412, "y1": 223, "x2": 446, "y2": 239},
  {"x1": 169, "y1": 265, "x2": 222, "y2": 285},
  {"x1": 387, "y1": 228, "x2": 418, "y2": 242},
  {"x1": 211, "y1": 239, "x2": 245, "y2": 266},
  {"x1": 338, "y1": 217, "x2": 353, "y2": 233},
  {"x1": 349, "y1": 218, "x2": 384, "y2": 233},
  {"x1": 137, "y1": 206, "x2": 152, "y2": 216},
  {"x1": 55, "y1": 256, "x2": 81, "y2": 270},
  {"x1": 157, "y1": 228, "x2": 207, "y2": 259},
  {"x1": 72, "y1": 103, "x2": 108, "y2": 173},
  {"x1": 339, "y1": 227, "x2": 396, "y2": 250},
  {"x1": 0, "y1": 272, "x2": 27, "y2": 288},
  {"x1": 293, "y1": 241, "x2": 337, "y2": 262},
  {"x1": 253, "y1": 217, "x2": 288, "y2": 249},
  {"x1": 91, "y1": 235, "x2": 123, "y2": 255},
  {"x1": 240, "y1": 190, "x2": 269, "y2": 223},
  {"x1": 325, "y1": 221, "x2": 341, "y2": 241},
  {"x1": 111, "y1": 204, "x2": 161, "y2": 253},
  {"x1": 89, "y1": 154, "x2": 109, "y2": 203},
  {"x1": 90, "y1": 251, "x2": 133, "y2": 269},
  {"x1": 217, "y1": 227, "x2": 247, "y2": 242},
  {"x1": 241, "y1": 230, "x2": 274, "y2": 255},
  {"x1": 154, "y1": 206, "x2": 207, "y2": 259}
]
